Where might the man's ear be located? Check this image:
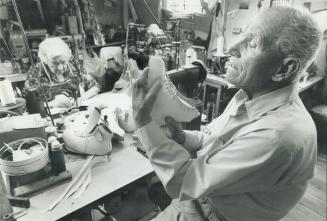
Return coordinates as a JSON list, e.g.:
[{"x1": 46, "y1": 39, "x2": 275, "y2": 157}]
[{"x1": 272, "y1": 58, "x2": 300, "y2": 82}]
